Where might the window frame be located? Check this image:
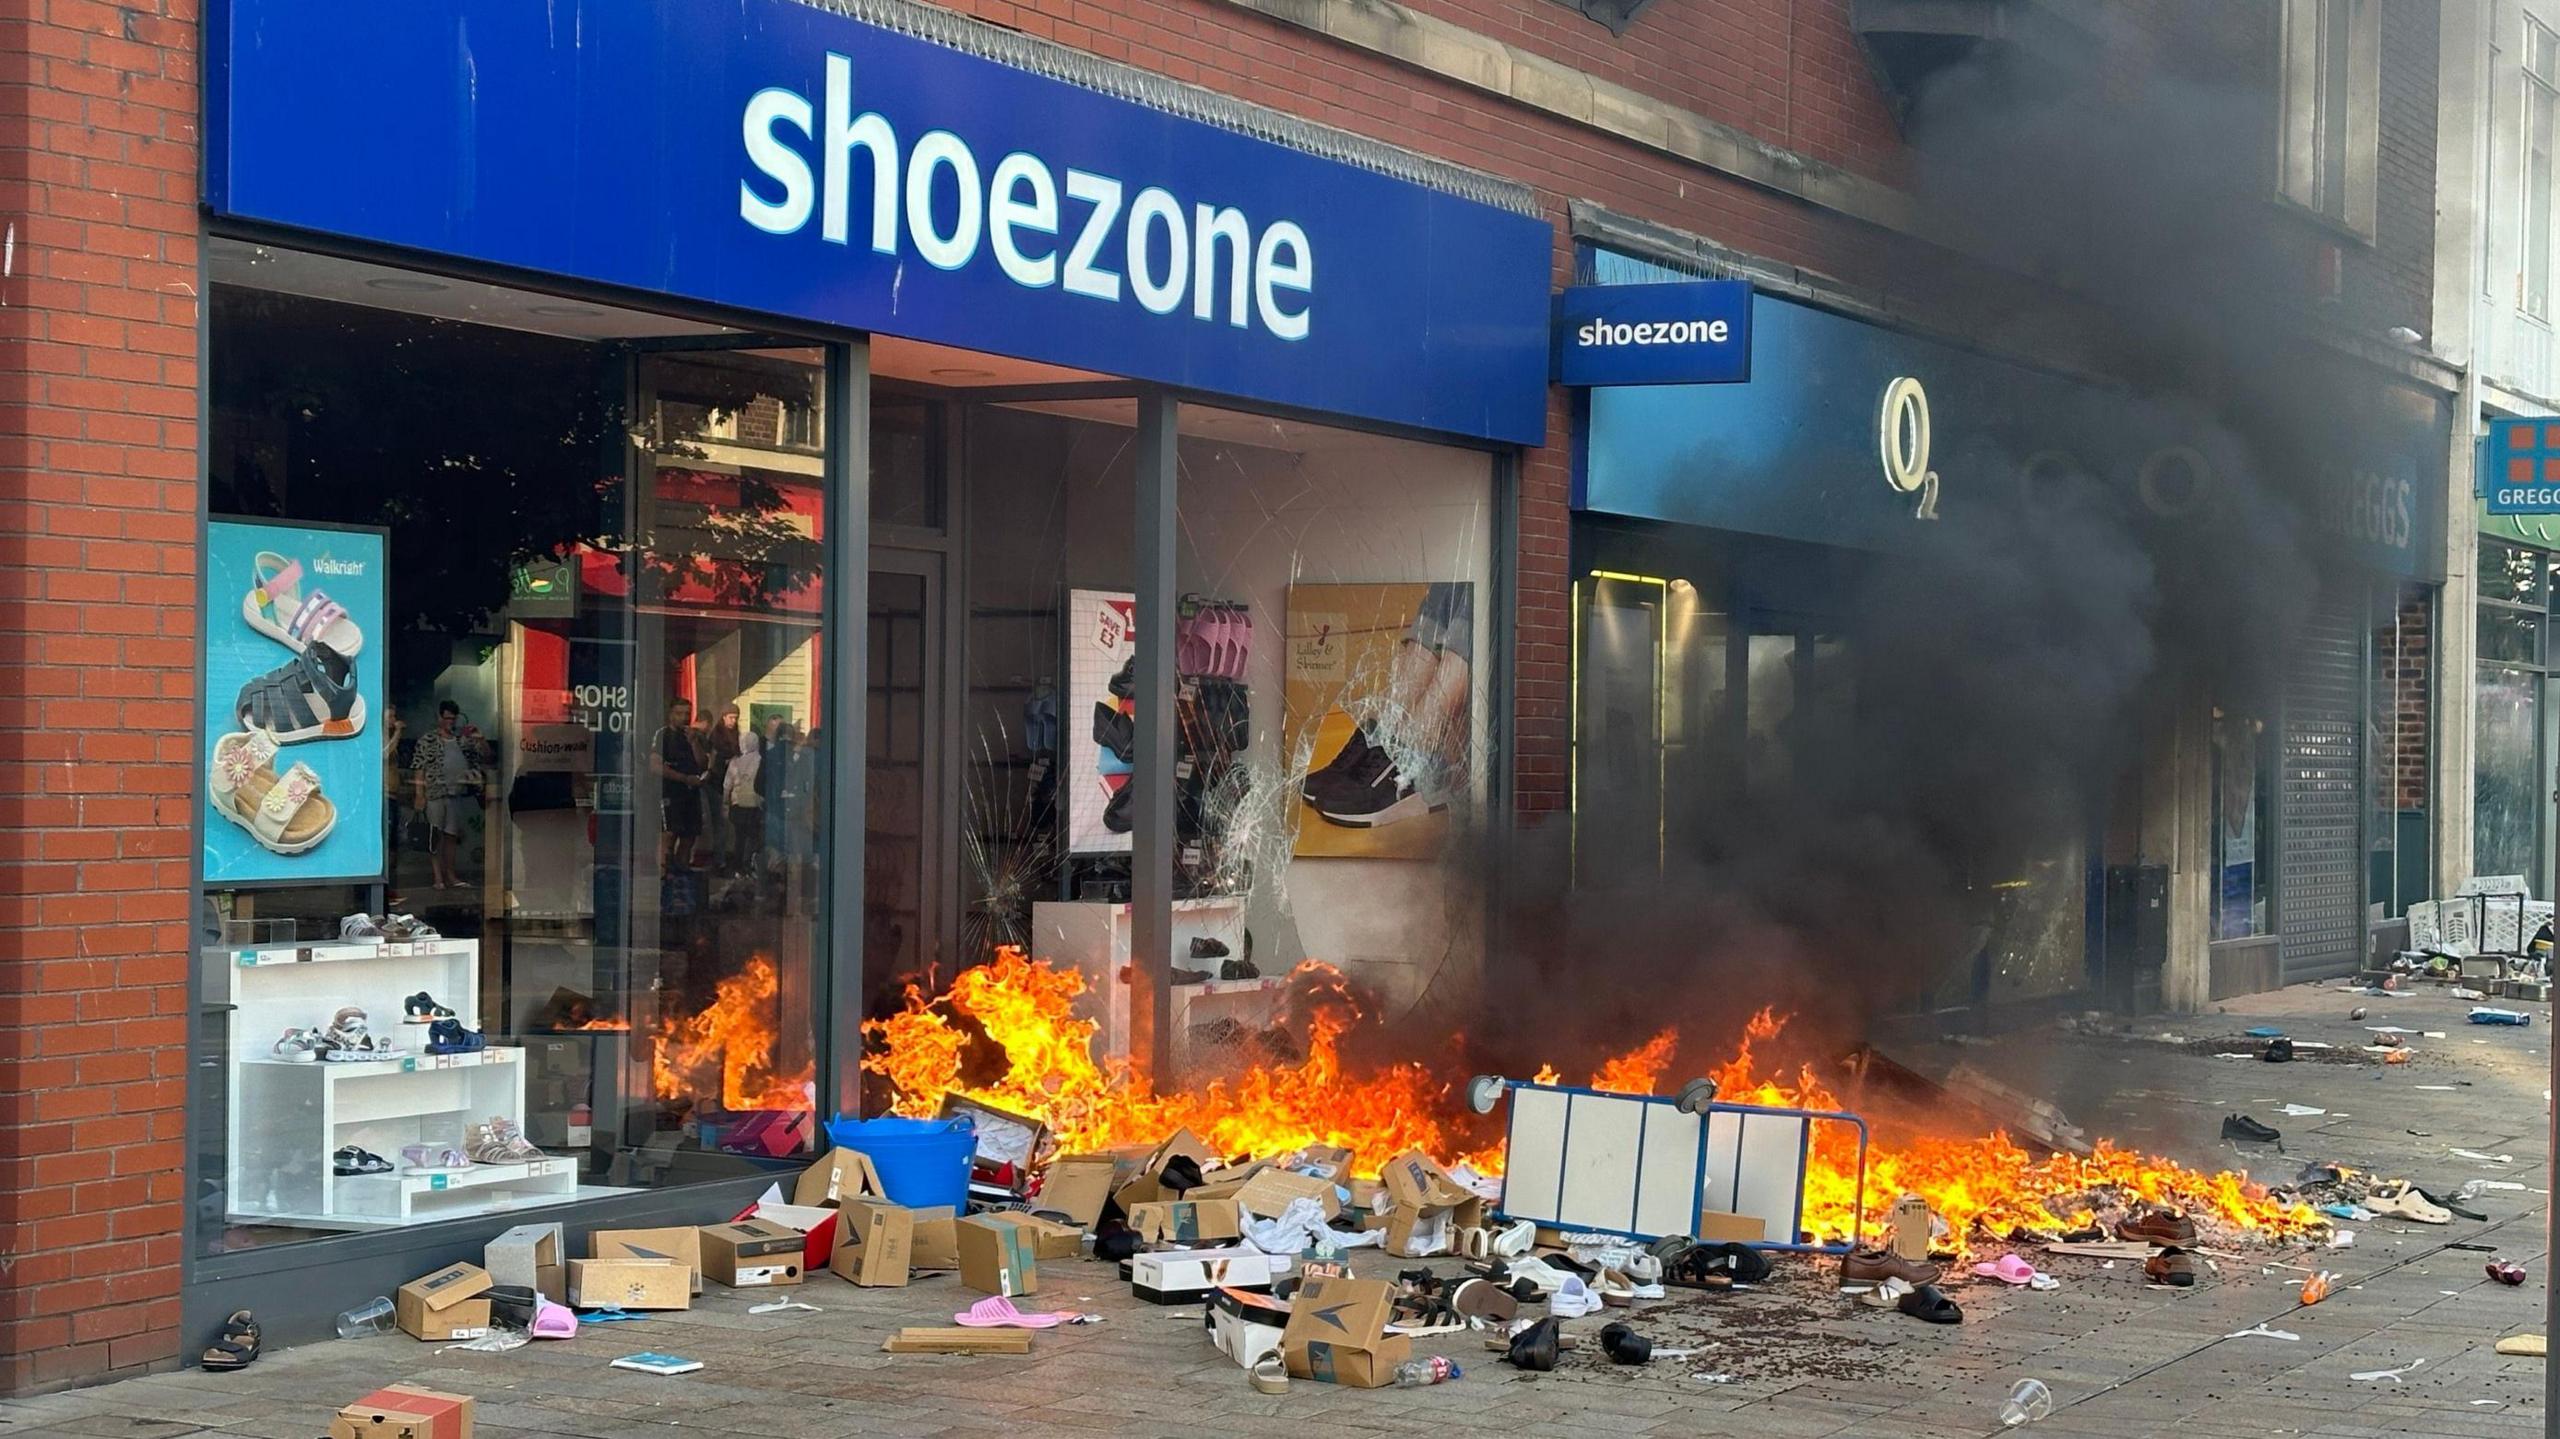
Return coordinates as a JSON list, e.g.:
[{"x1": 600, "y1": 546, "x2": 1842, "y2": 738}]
[{"x1": 2276, "y1": 0, "x2": 2381, "y2": 241}]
